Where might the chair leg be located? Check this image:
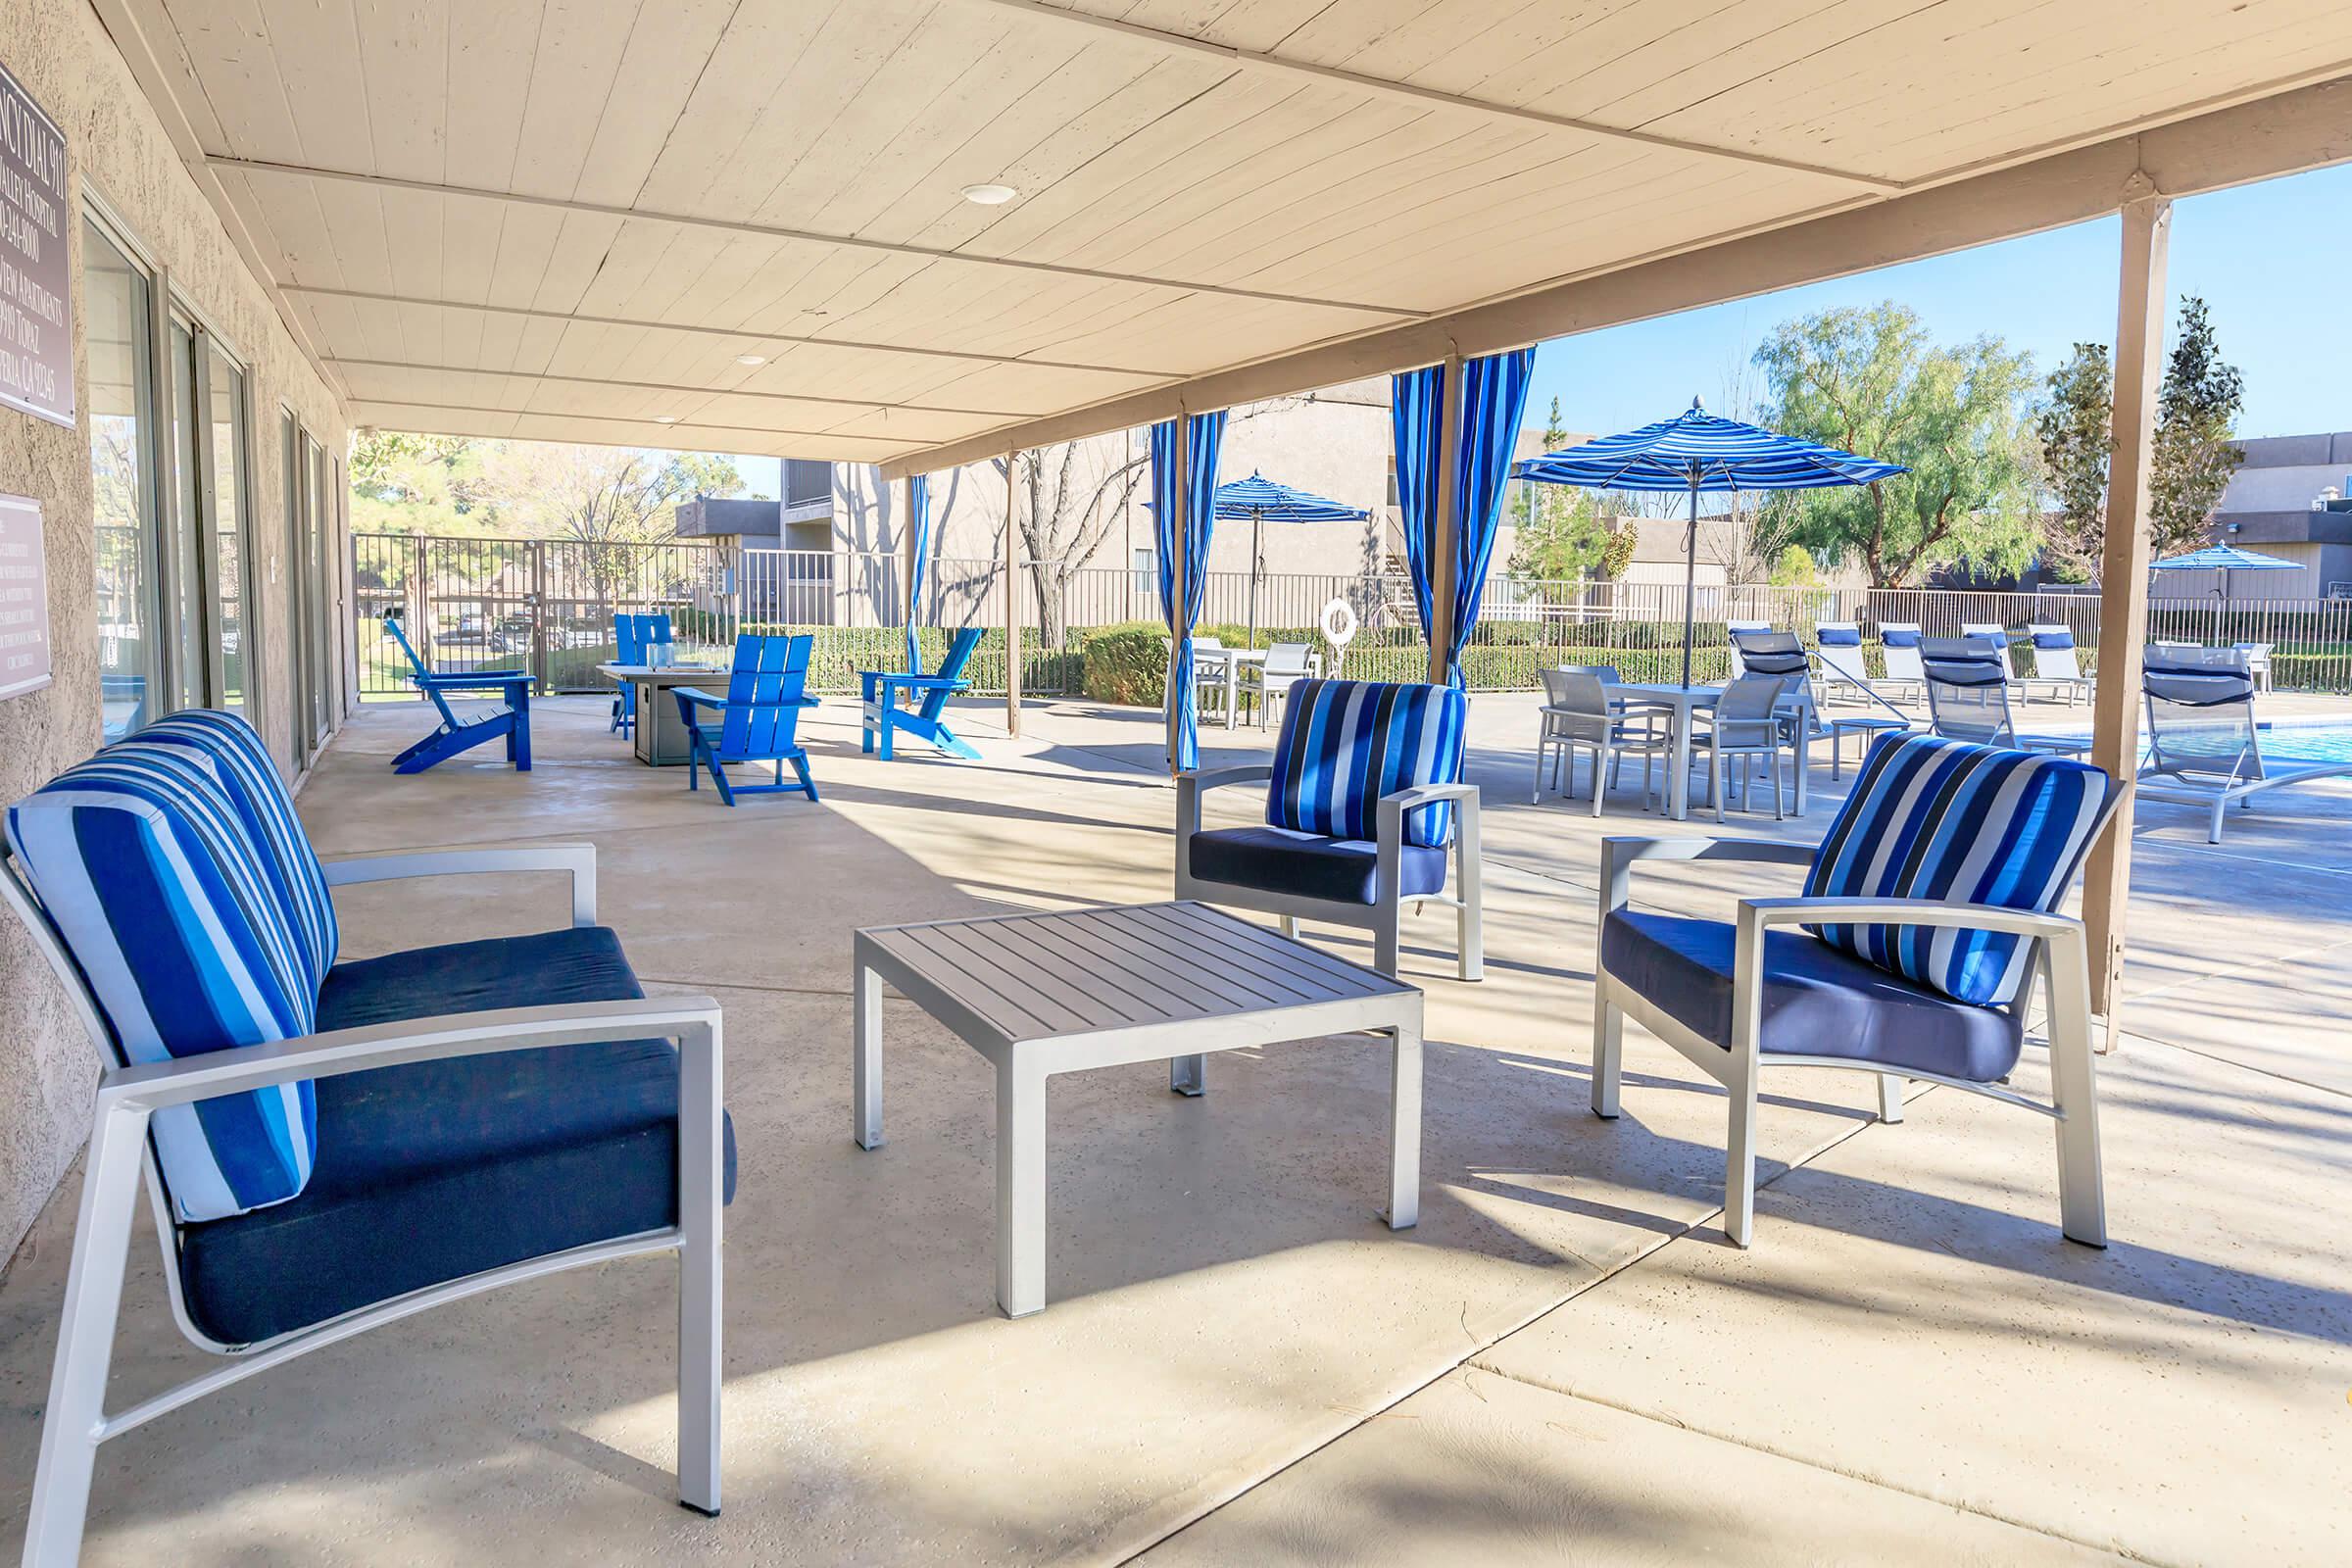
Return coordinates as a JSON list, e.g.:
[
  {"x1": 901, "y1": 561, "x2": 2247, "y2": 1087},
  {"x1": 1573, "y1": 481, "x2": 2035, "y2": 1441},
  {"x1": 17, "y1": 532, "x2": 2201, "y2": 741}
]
[
  {"x1": 1712, "y1": 752, "x2": 1727, "y2": 824},
  {"x1": 1724, "y1": 1061, "x2": 1759, "y2": 1248},
  {"x1": 1372, "y1": 894, "x2": 1402, "y2": 976},
  {"x1": 790, "y1": 752, "x2": 818, "y2": 803},
  {"x1": 1169, "y1": 1054, "x2": 1205, "y2": 1096},
  {"x1": 1591, "y1": 983, "x2": 1622, "y2": 1119},
  {"x1": 1456, "y1": 808, "x2": 1484, "y2": 983},
  {"x1": 1590, "y1": 742, "x2": 1609, "y2": 818},
  {"x1": 24, "y1": 1099, "x2": 151, "y2": 1568},
  {"x1": 1875, "y1": 1073, "x2": 1905, "y2": 1123},
  {"x1": 2044, "y1": 943, "x2": 2108, "y2": 1247},
  {"x1": 677, "y1": 1013, "x2": 724, "y2": 1516}
]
